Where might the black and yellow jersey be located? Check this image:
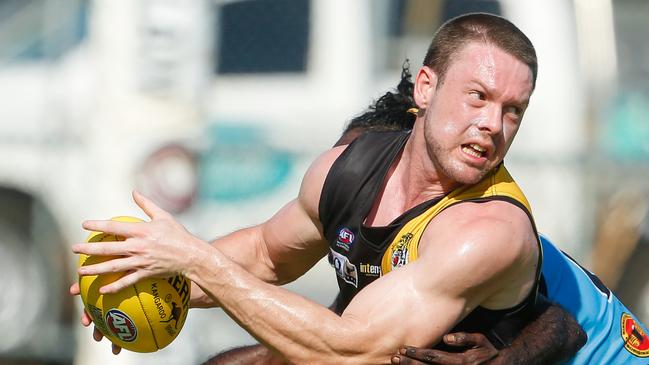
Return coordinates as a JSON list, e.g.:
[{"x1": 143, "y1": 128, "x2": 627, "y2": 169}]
[{"x1": 319, "y1": 130, "x2": 542, "y2": 348}]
